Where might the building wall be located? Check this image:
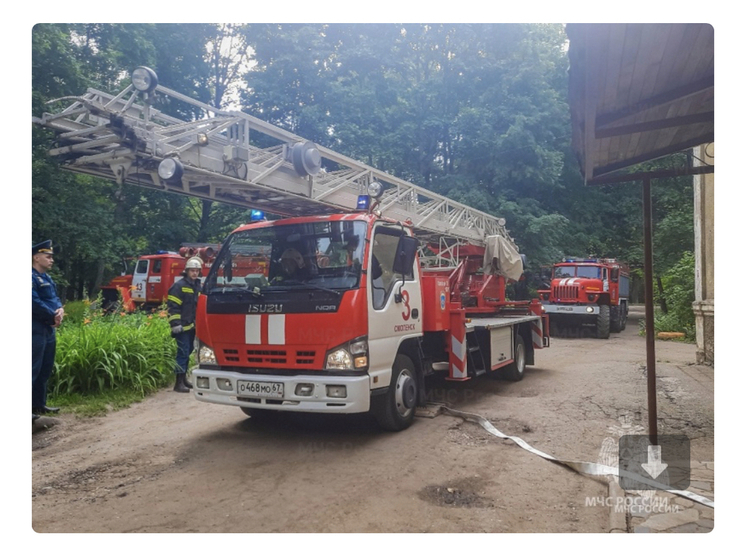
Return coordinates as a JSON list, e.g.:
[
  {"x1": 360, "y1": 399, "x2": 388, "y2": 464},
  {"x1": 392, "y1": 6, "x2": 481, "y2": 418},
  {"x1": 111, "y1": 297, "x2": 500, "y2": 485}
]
[{"x1": 692, "y1": 143, "x2": 714, "y2": 365}]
